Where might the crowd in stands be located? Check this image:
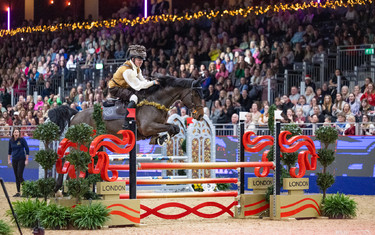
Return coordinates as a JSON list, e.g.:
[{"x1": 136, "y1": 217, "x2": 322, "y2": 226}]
[{"x1": 1, "y1": 1, "x2": 375, "y2": 137}]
